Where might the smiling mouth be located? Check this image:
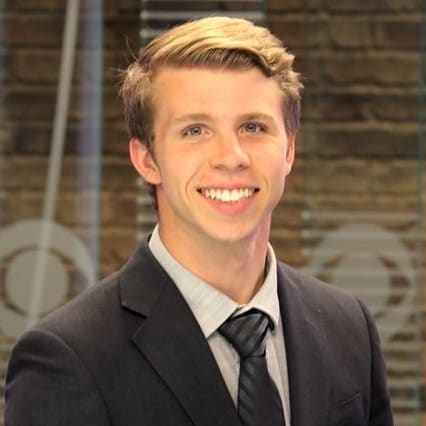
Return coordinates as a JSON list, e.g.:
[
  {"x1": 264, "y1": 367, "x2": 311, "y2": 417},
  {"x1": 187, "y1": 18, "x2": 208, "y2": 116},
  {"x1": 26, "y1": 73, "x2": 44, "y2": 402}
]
[{"x1": 198, "y1": 188, "x2": 259, "y2": 203}]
